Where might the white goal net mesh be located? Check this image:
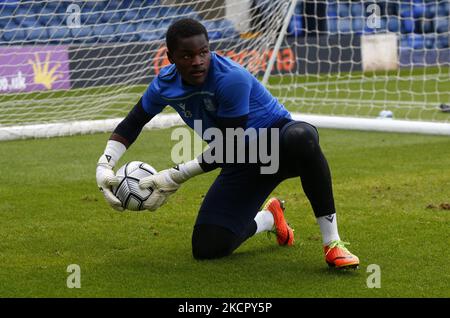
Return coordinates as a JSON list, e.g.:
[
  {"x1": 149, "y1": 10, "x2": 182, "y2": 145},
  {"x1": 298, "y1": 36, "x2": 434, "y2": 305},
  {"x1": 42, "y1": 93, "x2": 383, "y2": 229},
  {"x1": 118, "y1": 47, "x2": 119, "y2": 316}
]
[{"x1": 0, "y1": 0, "x2": 449, "y2": 139}]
